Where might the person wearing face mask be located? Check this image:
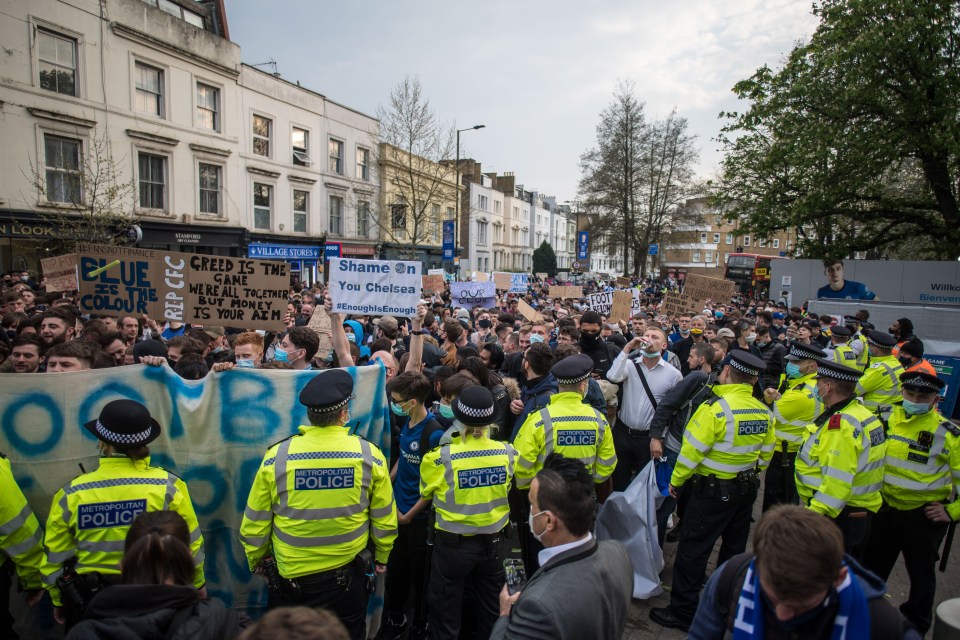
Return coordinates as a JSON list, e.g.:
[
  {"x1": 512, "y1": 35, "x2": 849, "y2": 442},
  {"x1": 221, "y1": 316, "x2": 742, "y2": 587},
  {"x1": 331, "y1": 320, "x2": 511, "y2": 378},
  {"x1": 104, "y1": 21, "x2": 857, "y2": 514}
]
[
  {"x1": 896, "y1": 340, "x2": 936, "y2": 377},
  {"x1": 492, "y1": 454, "x2": 633, "y2": 640},
  {"x1": 273, "y1": 326, "x2": 320, "y2": 370},
  {"x1": 419, "y1": 386, "x2": 516, "y2": 640},
  {"x1": 855, "y1": 330, "x2": 904, "y2": 419},
  {"x1": 760, "y1": 341, "x2": 826, "y2": 512},
  {"x1": 42, "y1": 400, "x2": 205, "y2": 629},
  {"x1": 607, "y1": 328, "x2": 682, "y2": 492},
  {"x1": 888, "y1": 317, "x2": 921, "y2": 359},
  {"x1": 689, "y1": 505, "x2": 919, "y2": 640},
  {"x1": 669, "y1": 313, "x2": 695, "y2": 376},
  {"x1": 512, "y1": 355, "x2": 617, "y2": 572},
  {"x1": 650, "y1": 351, "x2": 773, "y2": 632},
  {"x1": 825, "y1": 324, "x2": 863, "y2": 371},
  {"x1": 508, "y1": 343, "x2": 558, "y2": 442},
  {"x1": 754, "y1": 325, "x2": 786, "y2": 391},
  {"x1": 862, "y1": 372, "x2": 959, "y2": 635},
  {"x1": 795, "y1": 359, "x2": 886, "y2": 559}
]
